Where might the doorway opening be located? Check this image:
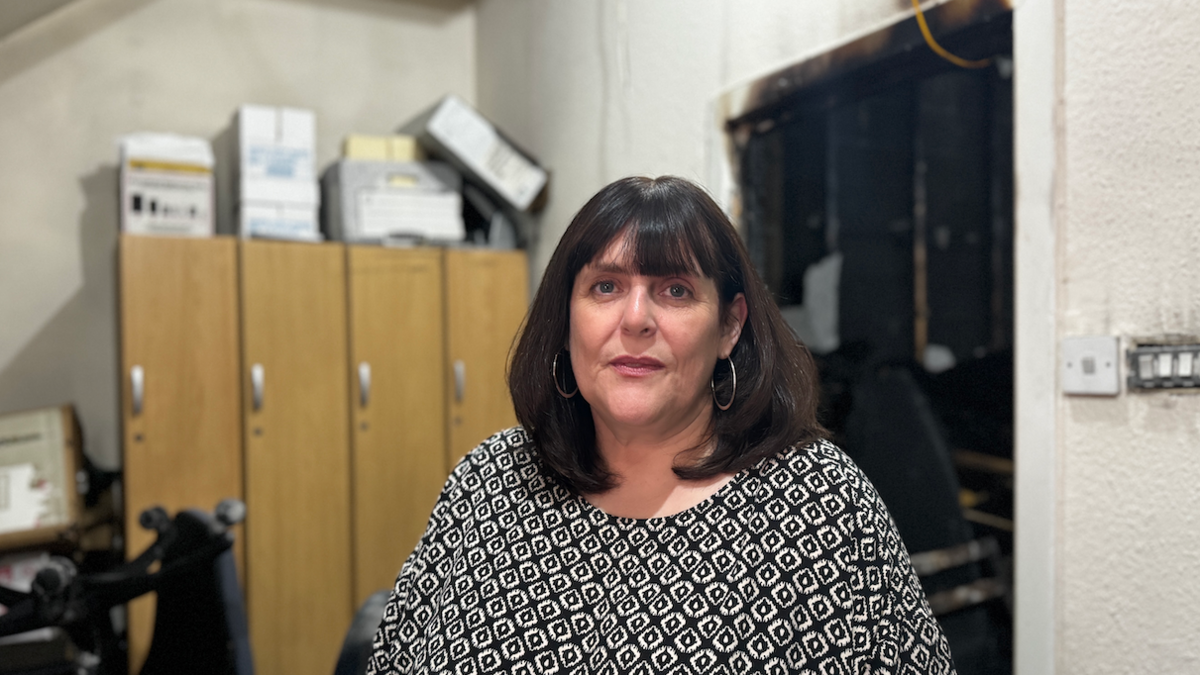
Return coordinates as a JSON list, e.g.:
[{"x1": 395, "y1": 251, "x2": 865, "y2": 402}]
[{"x1": 727, "y1": 4, "x2": 1014, "y2": 673}]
